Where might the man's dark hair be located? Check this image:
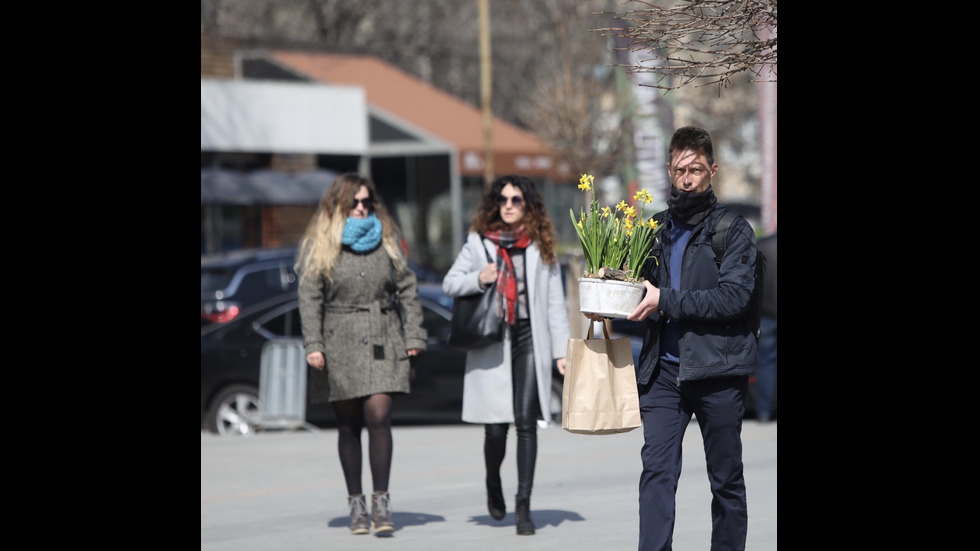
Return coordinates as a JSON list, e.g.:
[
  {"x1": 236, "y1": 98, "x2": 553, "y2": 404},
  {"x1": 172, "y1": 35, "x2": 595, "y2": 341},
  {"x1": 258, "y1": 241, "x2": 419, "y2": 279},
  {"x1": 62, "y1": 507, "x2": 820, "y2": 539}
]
[{"x1": 668, "y1": 126, "x2": 714, "y2": 166}]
